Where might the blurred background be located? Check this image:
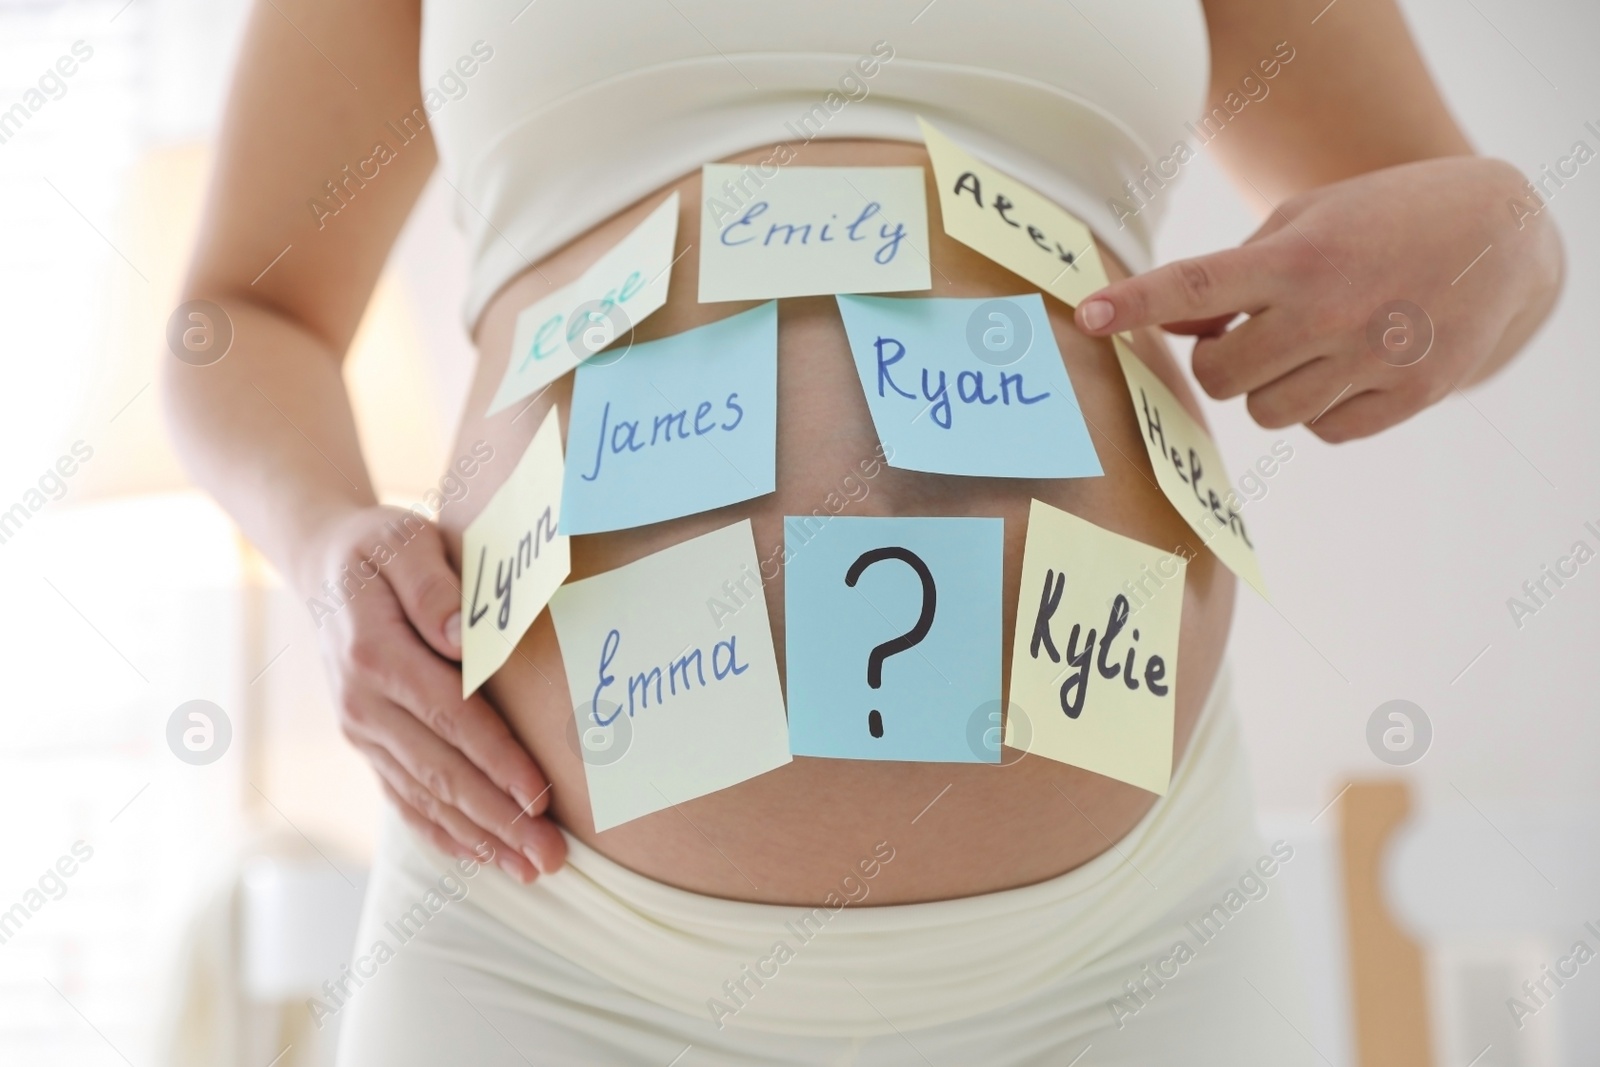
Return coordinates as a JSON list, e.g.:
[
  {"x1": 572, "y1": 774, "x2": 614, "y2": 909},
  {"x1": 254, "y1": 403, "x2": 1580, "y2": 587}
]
[{"x1": 0, "y1": 0, "x2": 1595, "y2": 1063}]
